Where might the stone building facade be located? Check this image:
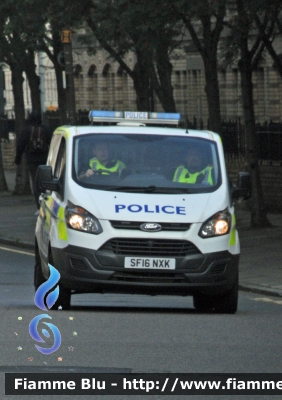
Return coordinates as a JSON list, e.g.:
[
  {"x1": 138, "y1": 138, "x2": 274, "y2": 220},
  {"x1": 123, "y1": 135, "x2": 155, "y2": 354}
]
[
  {"x1": 2, "y1": 32, "x2": 282, "y2": 125},
  {"x1": 70, "y1": 33, "x2": 282, "y2": 126},
  {"x1": 2, "y1": 31, "x2": 282, "y2": 210},
  {"x1": 2, "y1": 53, "x2": 58, "y2": 118}
]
